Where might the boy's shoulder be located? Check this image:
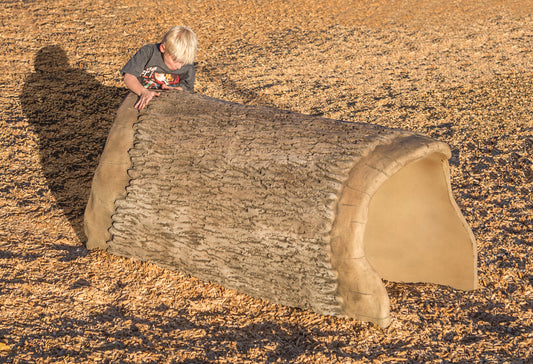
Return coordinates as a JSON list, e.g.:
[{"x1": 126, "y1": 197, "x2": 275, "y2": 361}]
[{"x1": 137, "y1": 43, "x2": 160, "y2": 55}]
